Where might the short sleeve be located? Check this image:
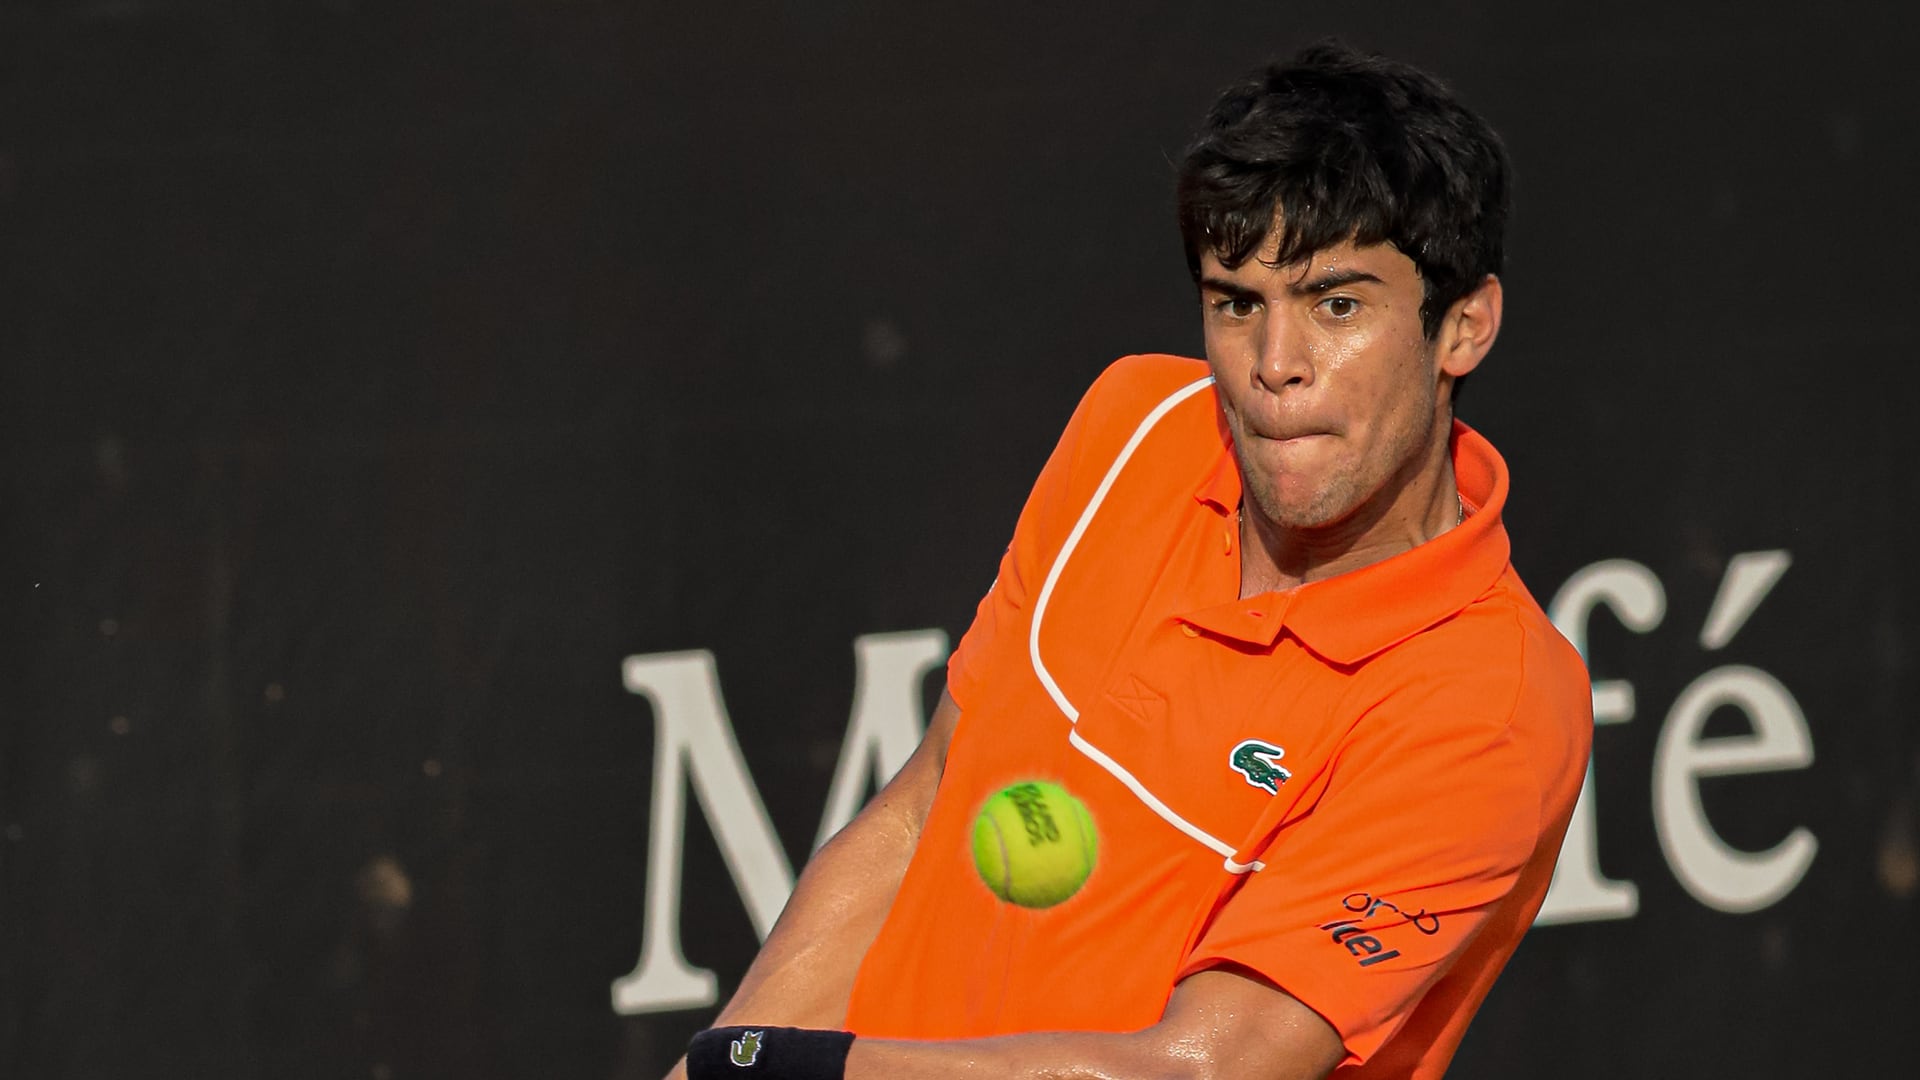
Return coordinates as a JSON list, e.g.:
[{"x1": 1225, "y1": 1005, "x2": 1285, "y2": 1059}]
[{"x1": 1179, "y1": 695, "x2": 1543, "y2": 1067}]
